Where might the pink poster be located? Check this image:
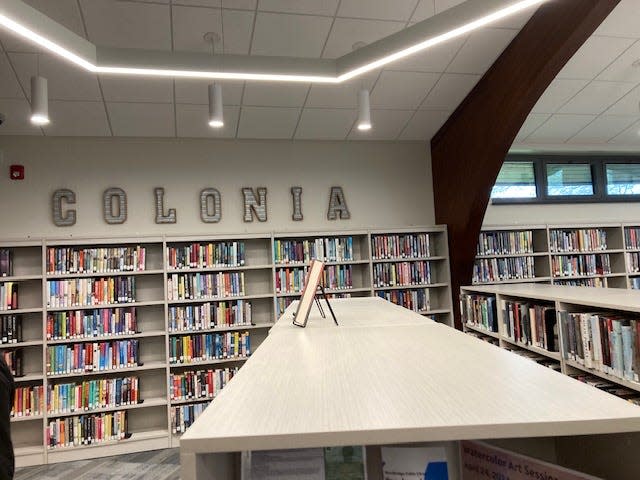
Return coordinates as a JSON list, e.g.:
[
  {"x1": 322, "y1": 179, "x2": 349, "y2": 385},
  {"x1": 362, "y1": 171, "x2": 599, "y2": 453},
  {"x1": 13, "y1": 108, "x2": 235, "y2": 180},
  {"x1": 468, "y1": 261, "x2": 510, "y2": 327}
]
[{"x1": 460, "y1": 441, "x2": 602, "y2": 480}]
